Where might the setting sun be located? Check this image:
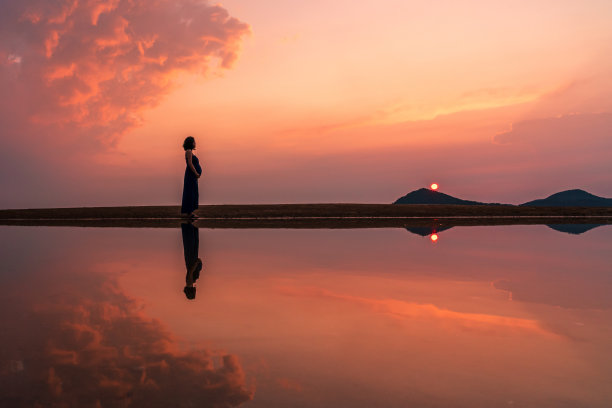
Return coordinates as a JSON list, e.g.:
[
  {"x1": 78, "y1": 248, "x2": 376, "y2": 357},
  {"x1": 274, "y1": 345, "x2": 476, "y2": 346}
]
[
  {"x1": 430, "y1": 234, "x2": 439, "y2": 242},
  {"x1": 430, "y1": 184, "x2": 439, "y2": 191}
]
